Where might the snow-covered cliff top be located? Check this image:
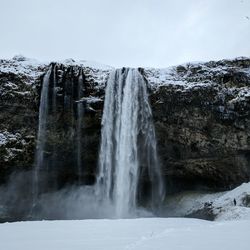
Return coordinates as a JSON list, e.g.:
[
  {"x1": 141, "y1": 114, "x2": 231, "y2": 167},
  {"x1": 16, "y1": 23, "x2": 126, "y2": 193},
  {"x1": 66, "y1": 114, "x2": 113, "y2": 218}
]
[
  {"x1": 0, "y1": 55, "x2": 250, "y2": 93},
  {"x1": 145, "y1": 57, "x2": 250, "y2": 89},
  {"x1": 0, "y1": 55, "x2": 113, "y2": 86}
]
